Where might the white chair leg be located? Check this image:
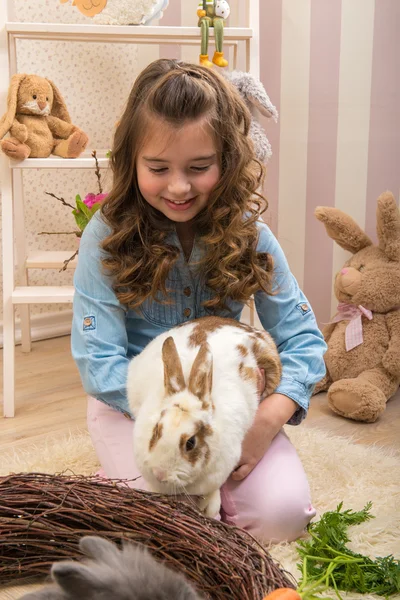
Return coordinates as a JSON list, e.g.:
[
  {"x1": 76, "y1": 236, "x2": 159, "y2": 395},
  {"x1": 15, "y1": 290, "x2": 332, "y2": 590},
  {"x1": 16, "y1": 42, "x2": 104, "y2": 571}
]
[
  {"x1": 13, "y1": 170, "x2": 32, "y2": 353},
  {"x1": 18, "y1": 303, "x2": 32, "y2": 353},
  {"x1": 1, "y1": 155, "x2": 16, "y2": 417}
]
